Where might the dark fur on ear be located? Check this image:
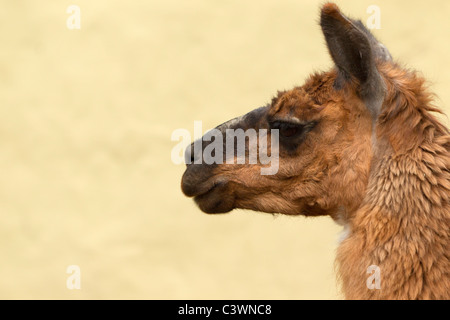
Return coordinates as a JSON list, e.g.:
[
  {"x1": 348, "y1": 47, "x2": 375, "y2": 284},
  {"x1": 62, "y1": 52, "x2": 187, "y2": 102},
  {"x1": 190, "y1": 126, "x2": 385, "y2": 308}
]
[
  {"x1": 351, "y1": 19, "x2": 392, "y2": 62},
  {"x1": 320, "y1": 3, "x2": 387, "y2": 118}
]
